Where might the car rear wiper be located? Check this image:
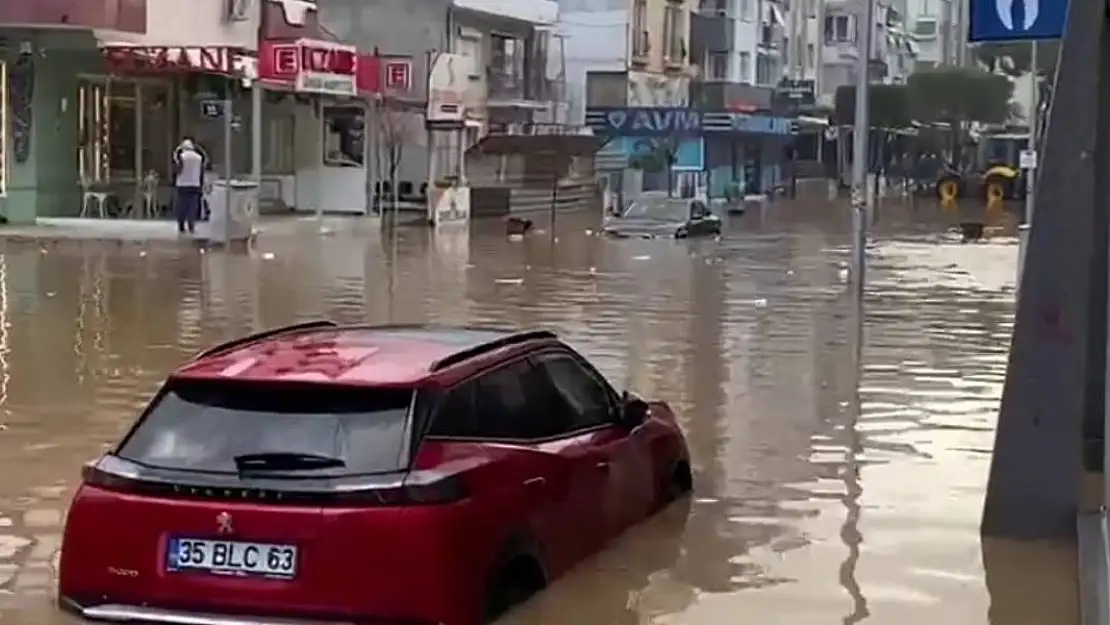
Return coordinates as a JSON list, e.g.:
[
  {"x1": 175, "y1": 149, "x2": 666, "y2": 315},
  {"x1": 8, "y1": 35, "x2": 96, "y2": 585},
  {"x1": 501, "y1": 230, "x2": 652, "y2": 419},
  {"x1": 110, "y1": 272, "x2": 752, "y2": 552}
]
[{"x1": 233, "y1": 452, "x2": 346, "y2": 472}]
